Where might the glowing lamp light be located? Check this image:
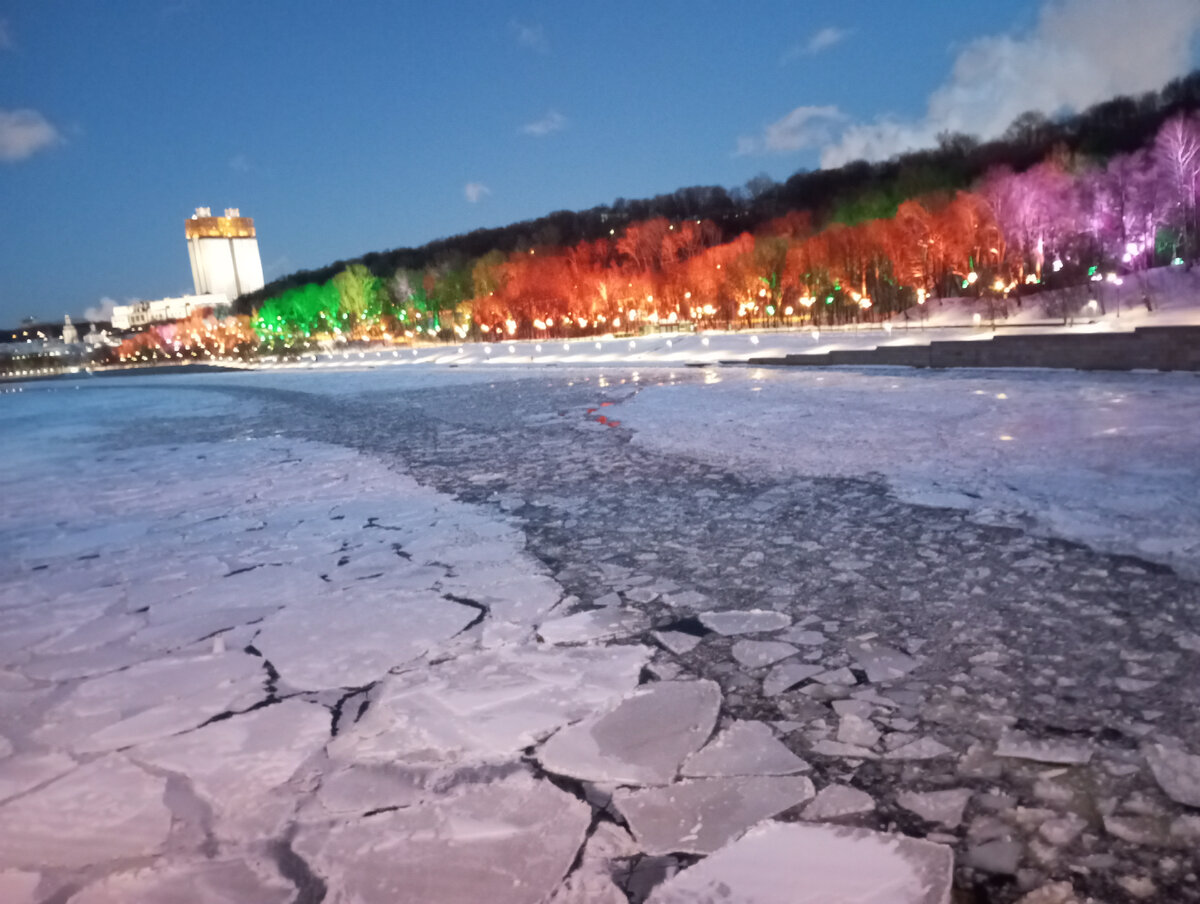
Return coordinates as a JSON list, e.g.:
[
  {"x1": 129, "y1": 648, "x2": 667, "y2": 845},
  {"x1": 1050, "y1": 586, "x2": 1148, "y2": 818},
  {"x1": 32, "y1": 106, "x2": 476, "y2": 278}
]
[
  {"x1": 535, "y1": 344, "x2": 542, "y2": 352},
  {"x1": 1173, "y1": 257, "x2": 1185, "y2": 266},
  {"x1": 701, "y1": 337, "x2": 710, "y2": 346},
  {"x1": 563, "y1": 343, "x2": 570, "y2": 351},
  {"x1": 1025, "y1": 274, "x2": 1039, "y2": 285},
  {"x1": 505, "y1": 319, "x2": 517, "y2": 335},
  {"x1": 1087, "y1": 299, "x2": 1099, "y2": 310},
  {"x1": 1052, "y1": 259, "x2": 1064, "y2": 272},
  {"x1": 784, "y1": 306, "x2": 794, "y2": 316},
  {"x1": 533, "y1": 319, "x2": 546, "y2": 330},
  {"x1": 480, "y1": 324, "x2": 490, "y2": 333},
  {"x1": 508, "y1": 345, "x2": 516, "y2": 354},
  {"x1": 484, "y1": 346, "x2": 492, "y2": 355},
  {"x1": 967, "y1": 272, "x2": 978, "y2": 285},
  {"x1": 812, "y1": 330, "x2": 820, "y2": 341},
  {"x1": 993, "y1": 279, "x2": 1005, "y2": 292},
  {"x1": 858, "y1": 297, "x2": 872, "y2": 309},
  {"x1": 972, "y1": 313, "x2": 982, "y2": 325},
  {"x1": 916, "y1": 288, "x2": 927, "y2": 304},
  {"x1": 825, "y1": 296, "x2": 833, "y2": 304},
  {"x1": 684, "y1": 291, "x2": 691, "y2": 299},
  {"x1": 766, "y1": 305, "x2": 775, "y2": 316}
]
